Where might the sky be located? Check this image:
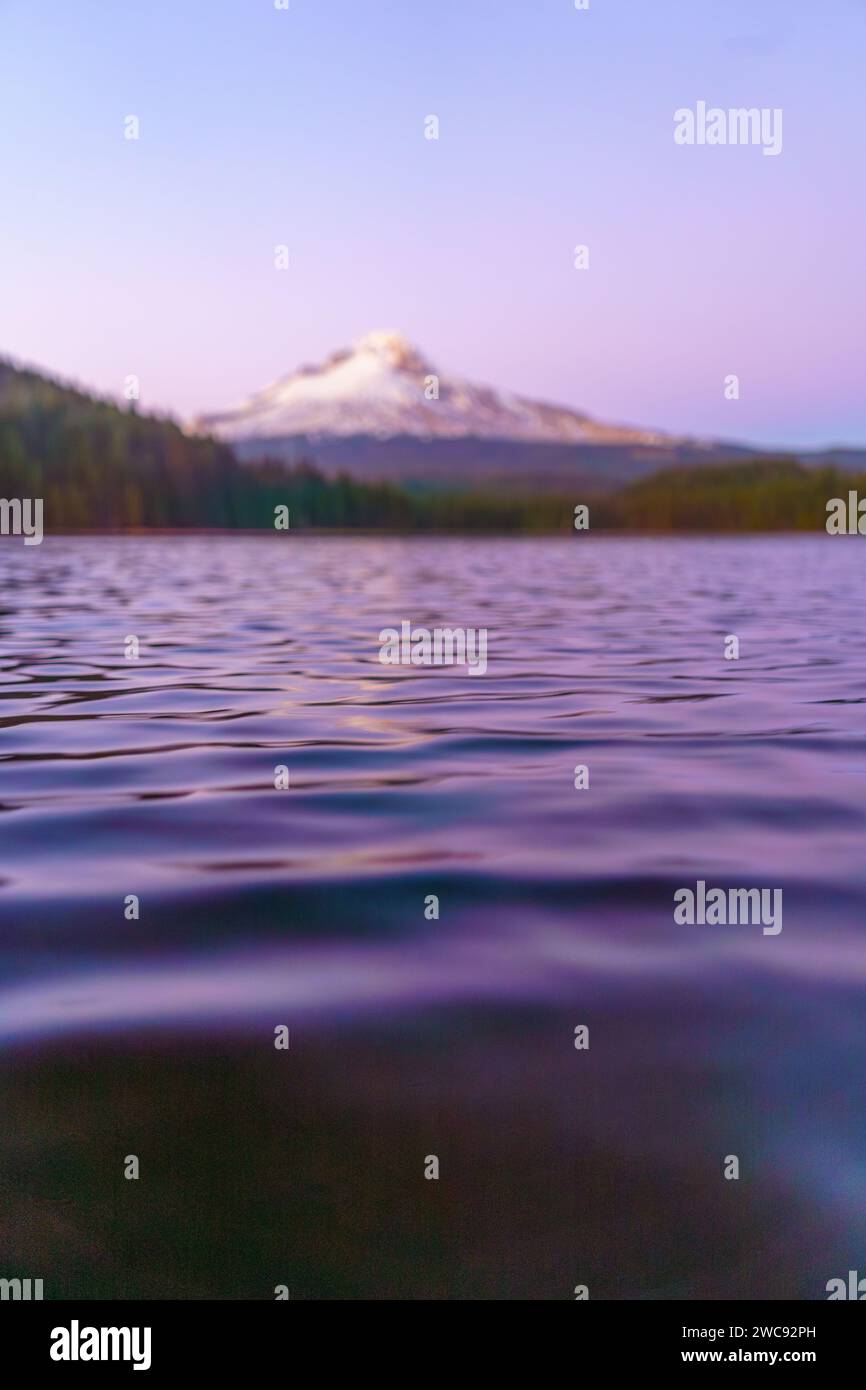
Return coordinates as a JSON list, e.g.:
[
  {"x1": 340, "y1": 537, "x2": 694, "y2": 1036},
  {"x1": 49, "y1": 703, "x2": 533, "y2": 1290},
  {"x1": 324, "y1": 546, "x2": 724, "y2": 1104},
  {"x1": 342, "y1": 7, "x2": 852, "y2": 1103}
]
[{"x1": 1, "y1": 0, "x2": 864, "y2": 449}]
